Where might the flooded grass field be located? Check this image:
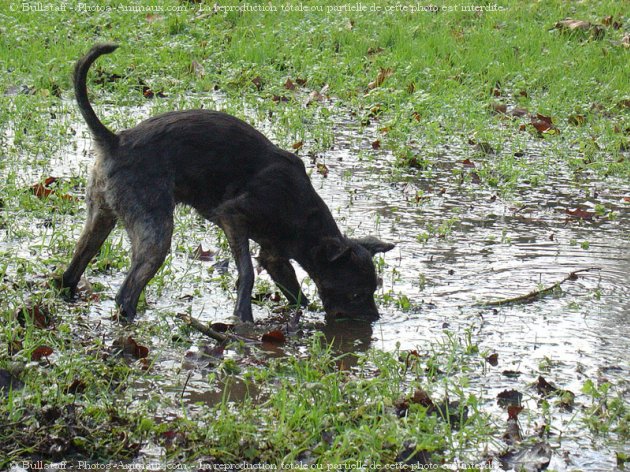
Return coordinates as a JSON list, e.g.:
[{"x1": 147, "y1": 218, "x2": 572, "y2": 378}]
[{"x1": 3, "y1": 97, "x2": 627, "y2": 469}]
